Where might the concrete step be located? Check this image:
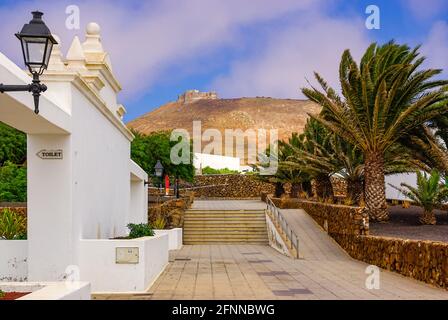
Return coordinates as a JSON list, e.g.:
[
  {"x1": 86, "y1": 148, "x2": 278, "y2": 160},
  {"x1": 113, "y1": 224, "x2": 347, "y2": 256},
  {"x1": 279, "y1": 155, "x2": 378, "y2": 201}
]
[
  {"x1": 184, "y1": 239, "x2": 269, "y2": 245},
  {"x1": 183, "y1": 209, "x2": 268, "y2": 245},
  {"x1": 184, "y1": 230, "x2": 268, "y2": 235}
]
